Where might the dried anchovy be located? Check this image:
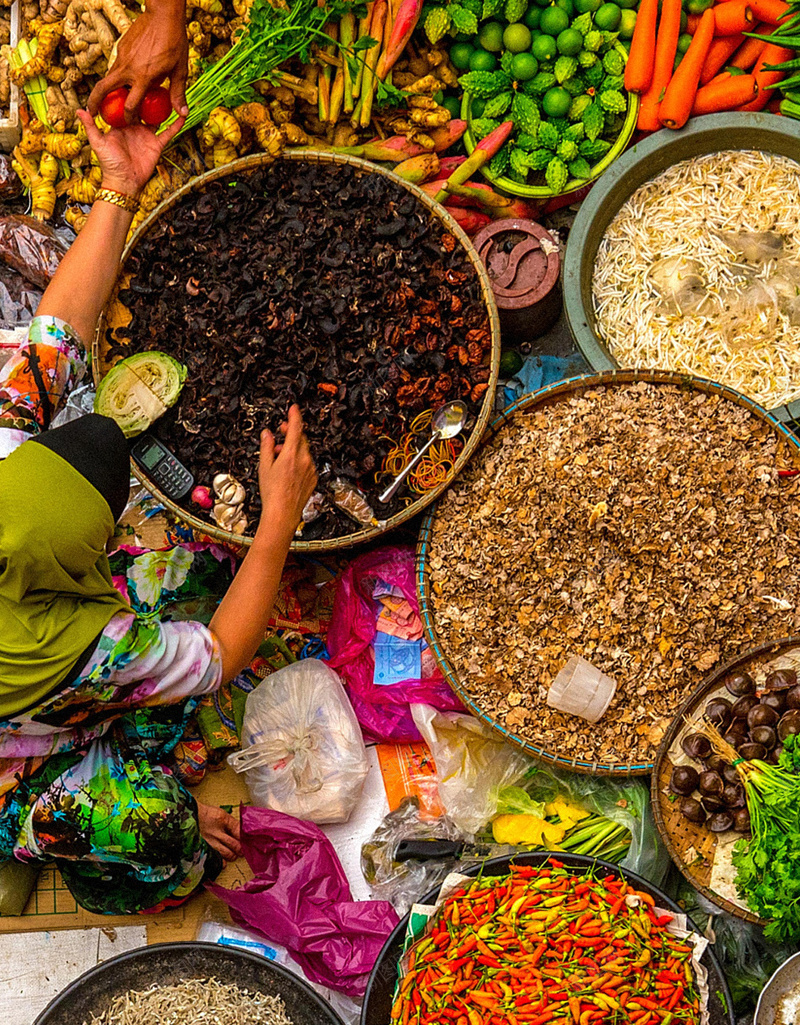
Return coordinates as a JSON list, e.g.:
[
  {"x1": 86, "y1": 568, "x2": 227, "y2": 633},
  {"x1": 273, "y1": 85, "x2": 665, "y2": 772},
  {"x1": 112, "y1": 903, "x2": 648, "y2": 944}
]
[
  {"x1": 427, "y1": 382, "x2": 800, "y2": 765},
  {"x1": 110, "y1": 163, "x2": 491, "y2": 538},
  {"x1": 85, "y1": 976, "x2": 296, "y2": 1025}
]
